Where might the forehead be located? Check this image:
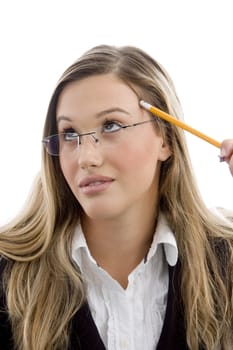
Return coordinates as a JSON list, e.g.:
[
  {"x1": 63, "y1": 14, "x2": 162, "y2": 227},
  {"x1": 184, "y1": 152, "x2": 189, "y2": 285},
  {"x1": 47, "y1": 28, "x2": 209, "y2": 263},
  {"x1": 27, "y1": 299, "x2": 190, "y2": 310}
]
[{"x1": 56, "y1": 73, "x2": 140, "y2": 119}]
